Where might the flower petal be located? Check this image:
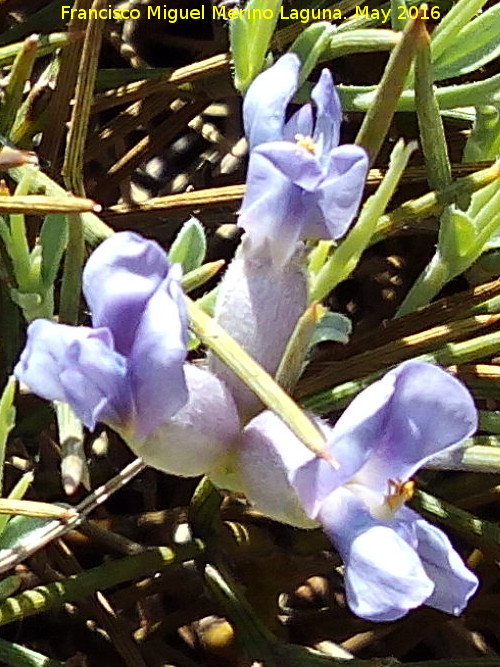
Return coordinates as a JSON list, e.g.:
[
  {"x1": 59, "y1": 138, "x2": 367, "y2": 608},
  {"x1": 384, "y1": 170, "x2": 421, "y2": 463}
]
[
  {"x1": 311, "y1": 68, "x2": 341, "y2": 161},
  {"x1": 83, "y1": 232, "x2": 171, "y2": 356},
  {"x1": 14, "y1": 319, "x2": 130, "y2": 431},
  {"x1": 129, "y1": 264, "x2": 188, "y2": 439},
  {"x1": 354, "y1": 361, "x2": 478, "y2": 494},
  {"x1": 237, "y1": 410, "x2": 319, "y2": 528},
  {"x1": 306, "y1": 145, "x2": 369, "y2": 240},
  {"x1": 15, "y1": 319, "x2": 91, "y2": 403},
  {"x1": 291, "y1": 373, "x2": 396, "y2": 517},
  {"x1": 283, "y1": 103, "x2": 314, "y2": 141},
  {"x1": 318, "y1": 488, "x2": 434, "y2": 621},
  {"x1": 241, "y1": 143, "x2": 368, "y2": 248},
  {"x1": 252, "y1": 142, "x2": 324, "y2": 191},
  {"x1": 61, "y1": 334, "x2": 130, "y2": 429},
  {"x1": 131, "y1": 364, "x2": 240, "y2": 477},
  {"x1": 397, "y1": 508, "x2": 479, "y2": 615},
  {"x1": 243, "y1": 53, "x2": 300, "y2": 149},
  {"x1": 238, "y1": 149, "x2": 305, "y2": 265}
]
